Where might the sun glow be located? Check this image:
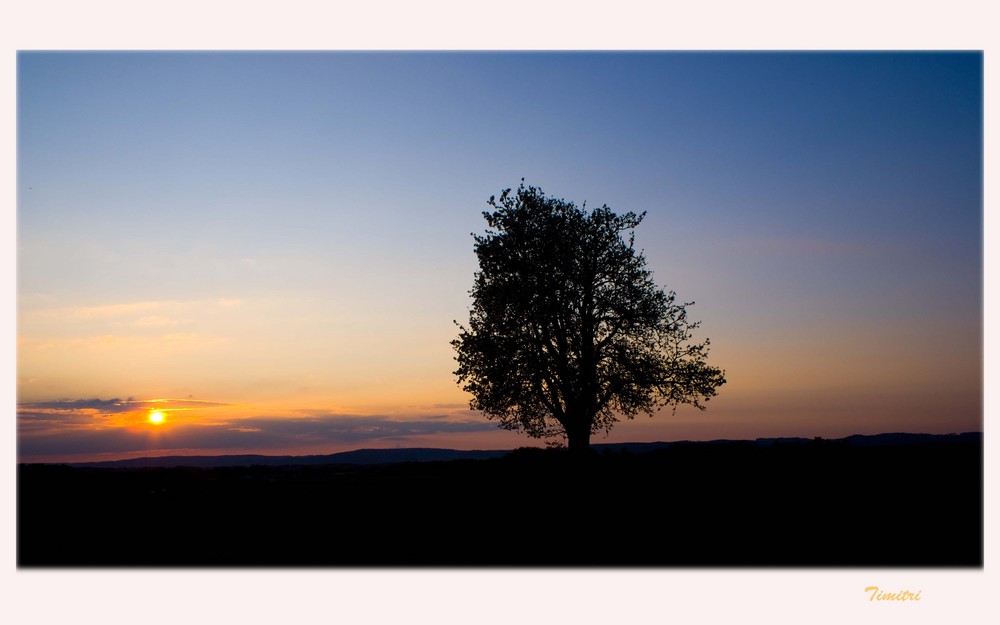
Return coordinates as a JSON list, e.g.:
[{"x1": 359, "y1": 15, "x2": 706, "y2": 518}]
[{"x1": 148, "y1": 410, "x2": 165, "y2": 424}]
